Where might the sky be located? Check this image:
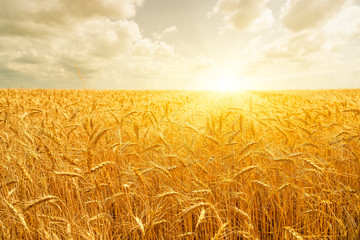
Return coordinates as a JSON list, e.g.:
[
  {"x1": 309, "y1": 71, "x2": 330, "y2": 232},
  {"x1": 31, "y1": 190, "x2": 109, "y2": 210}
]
[{"x1": 0, "y1": 0, "x2": 360, "y2": 90}]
